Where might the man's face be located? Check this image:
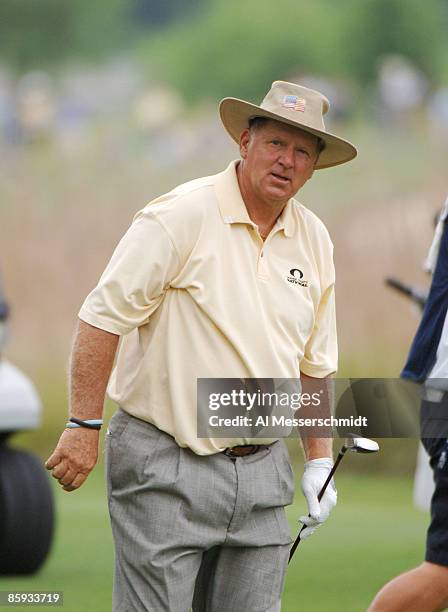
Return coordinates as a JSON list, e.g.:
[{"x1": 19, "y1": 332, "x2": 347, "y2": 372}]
[{"x1": 239, "y1": 119, "x2": 320, "y2": 206}]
